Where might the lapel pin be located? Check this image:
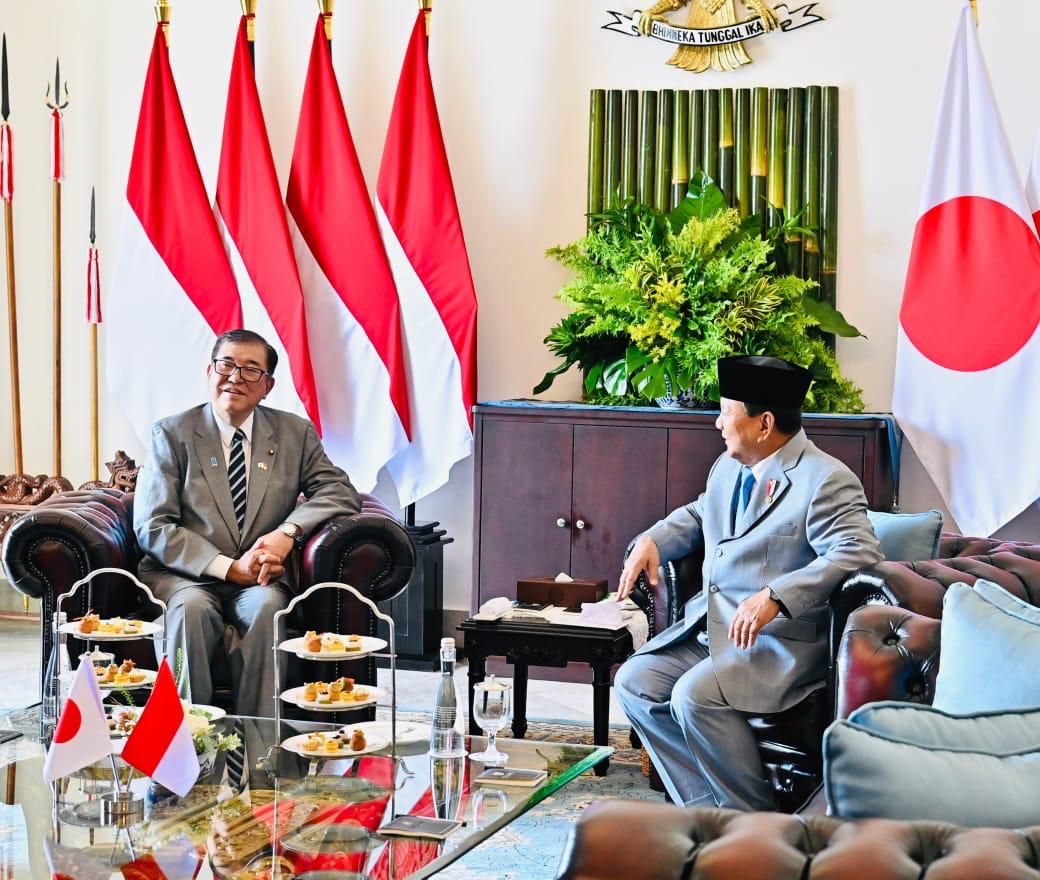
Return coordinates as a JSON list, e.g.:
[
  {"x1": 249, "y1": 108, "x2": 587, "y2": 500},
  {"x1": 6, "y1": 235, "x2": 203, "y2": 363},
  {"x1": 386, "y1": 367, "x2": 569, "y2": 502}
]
[
  {"x1": 210, "y1": 456, "x2": 219, "y2": 467},
  {"x1": 766, "y1": 479, "x2": 778, "y2": 504},
  {"x1": 268, "y1": 448, "x2": 275, "y2": 455},
  {"x1": 257, "y1": 461, "x2": 268, "y2": 471}
]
